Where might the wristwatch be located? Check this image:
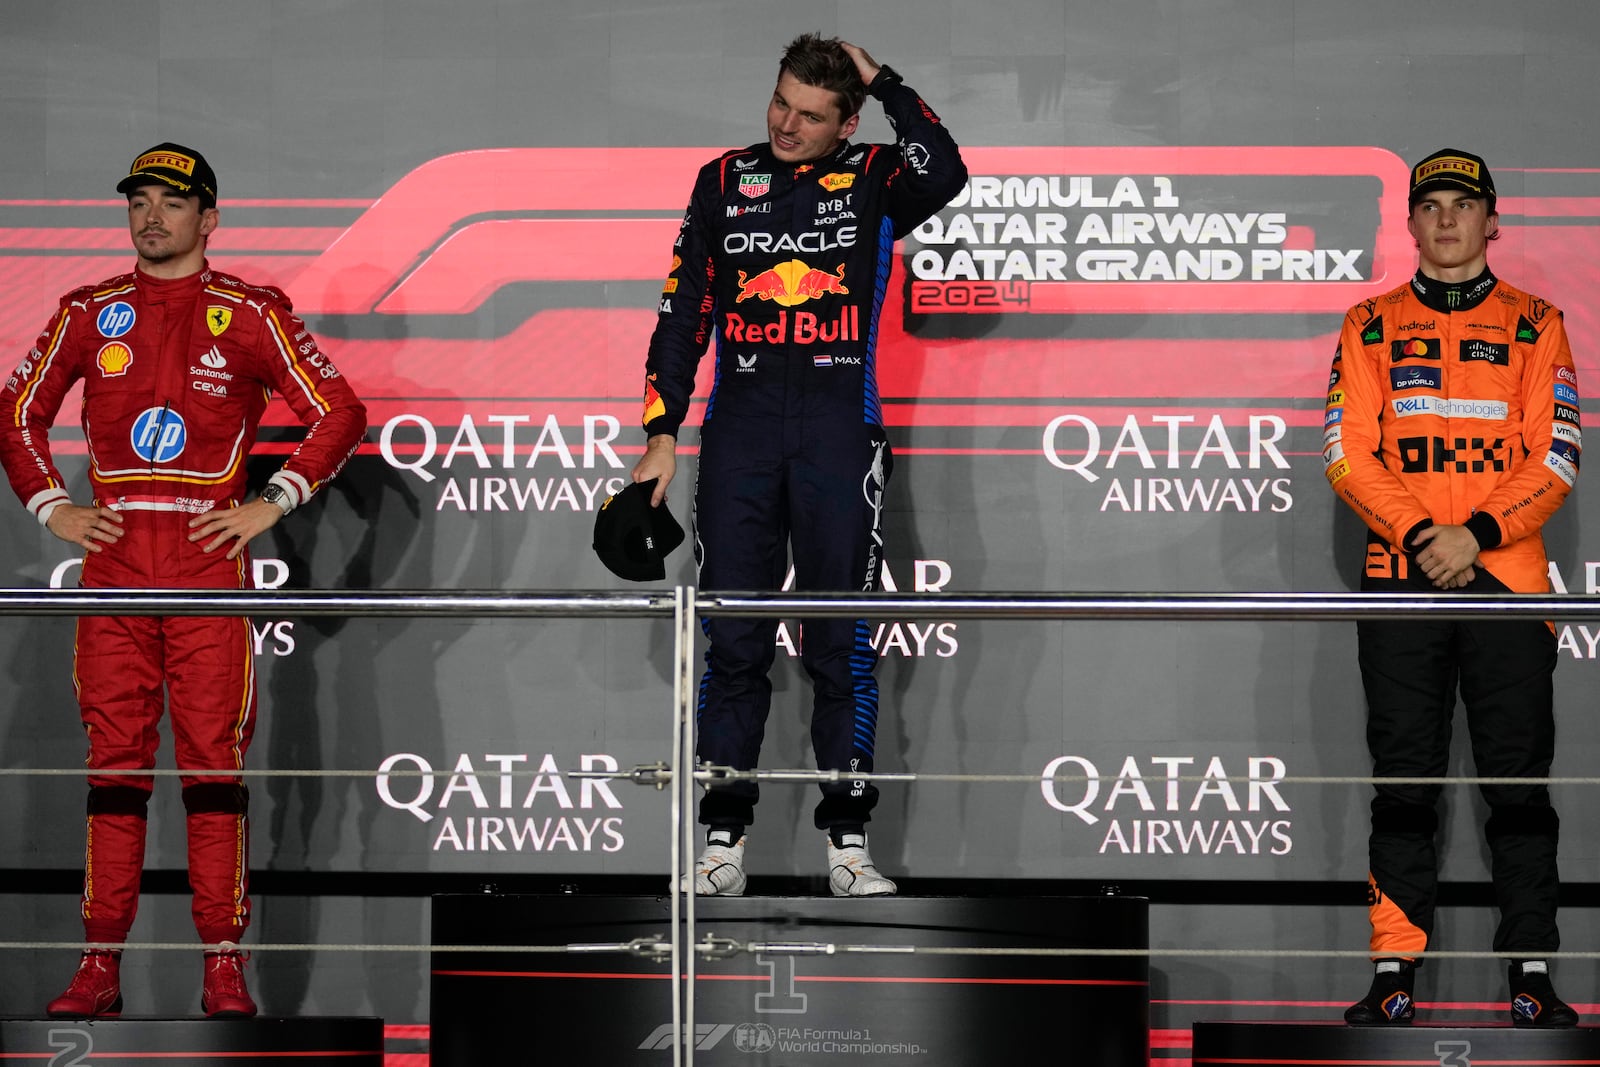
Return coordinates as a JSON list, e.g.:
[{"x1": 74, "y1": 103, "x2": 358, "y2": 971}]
[{"x1": 259, "y1": 483, "x2": 293, "y2": 515}]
